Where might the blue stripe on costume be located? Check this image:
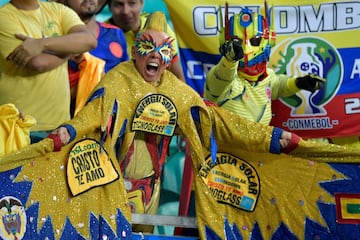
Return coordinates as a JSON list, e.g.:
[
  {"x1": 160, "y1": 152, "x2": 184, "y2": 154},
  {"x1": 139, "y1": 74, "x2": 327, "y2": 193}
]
[
  {"x1": 114, "y1": 119, "x2": 128, "y2": 162},
  {"x1": 191, "y1": 105, "x2": 218, "y2": 165},
  {"x1": 86, "y1": 87, "x2": 105, "y2": 104},
  {"x1": 190, "y1": 106, "x2": 200, "y2": 123},
  {"x1": 210, "y1": 130, "x2": 217, "y2": 165},
  {"x1": 270, "y1": 127, "x2": 283, "y2": 154}
]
